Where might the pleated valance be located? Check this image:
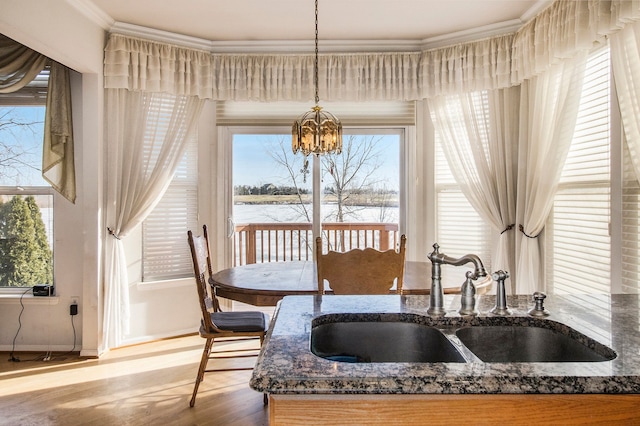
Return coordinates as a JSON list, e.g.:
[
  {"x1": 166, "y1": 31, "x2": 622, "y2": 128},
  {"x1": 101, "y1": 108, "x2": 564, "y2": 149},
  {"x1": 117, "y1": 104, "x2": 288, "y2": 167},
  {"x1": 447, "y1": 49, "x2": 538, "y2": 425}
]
[
  {"x1": 511, "y1": 0, "x2": 640, "y2": 81},
  {"x1": 104, "y1": 0, "x2": 640, "y2": 101}
]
